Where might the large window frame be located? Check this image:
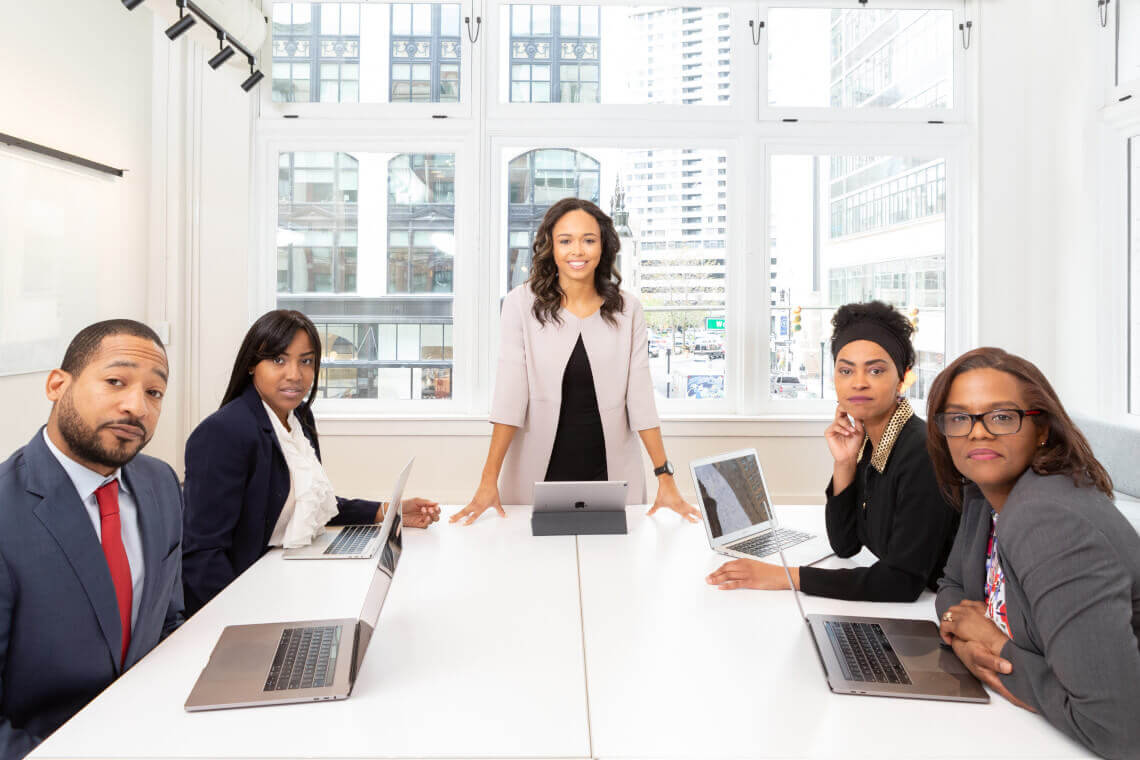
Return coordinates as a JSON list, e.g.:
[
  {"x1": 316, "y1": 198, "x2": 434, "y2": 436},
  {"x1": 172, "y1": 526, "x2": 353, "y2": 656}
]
[
  {"x1": 260, "y1": 0, "x2": 476, "y2": 120},
  {"x1": 254, "y1": 129, "x2": 480, "y2": 415},
  {"x1": 758, "y1": 0, "x2": 970, "y2": 124},
  {"x1": 253, "y1": 0, "x2": 976, "y2": 421}
]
